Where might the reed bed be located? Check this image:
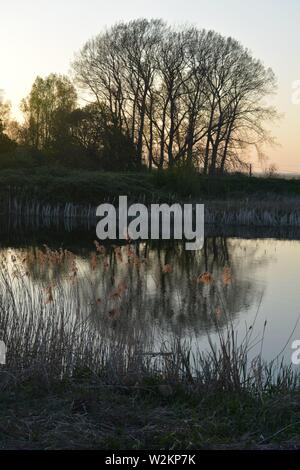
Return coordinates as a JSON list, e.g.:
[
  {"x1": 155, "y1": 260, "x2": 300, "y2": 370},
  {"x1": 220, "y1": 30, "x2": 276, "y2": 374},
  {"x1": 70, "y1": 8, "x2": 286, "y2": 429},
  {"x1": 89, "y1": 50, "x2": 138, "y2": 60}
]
[
  {"x1": 3, "y1": 192, "x2": 300, "y2": 228},
  {"x1": 0, "y1": 245, "x2": 300, "y2": 449},
  {"x1": 0, "y1": 244, "x2": 297, "y2": 394}
]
